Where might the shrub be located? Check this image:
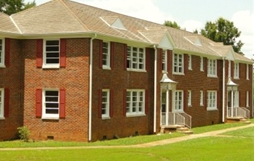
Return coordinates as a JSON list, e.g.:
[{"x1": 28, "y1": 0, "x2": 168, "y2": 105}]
[{"x1": 17, "y1": 126, "x2": 30, "y2": 142}]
